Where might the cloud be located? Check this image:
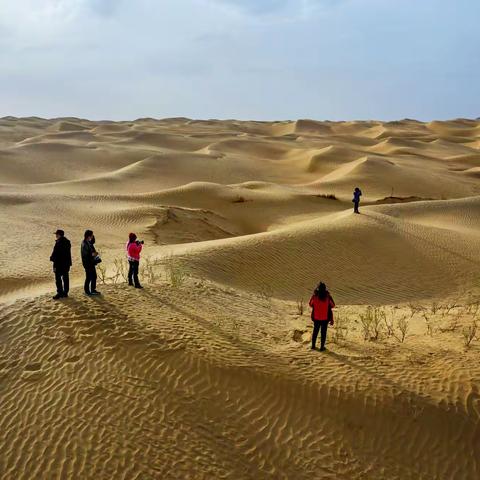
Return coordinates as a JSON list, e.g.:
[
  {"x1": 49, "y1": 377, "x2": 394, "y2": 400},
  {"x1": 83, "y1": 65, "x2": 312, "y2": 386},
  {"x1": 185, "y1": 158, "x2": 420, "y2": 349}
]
[
  {"x1": 0, "y1": 0, "x2": 478, "y2": 120},
  {"x1": 210, "y1": 0, "x2": 341, "y2": 17},
  {"x1": 86, "y1": 0, "x2": 125, "y2": 17},
  {"x1": 215, "y1": 0, "x2": 290, "y2": 14}
]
